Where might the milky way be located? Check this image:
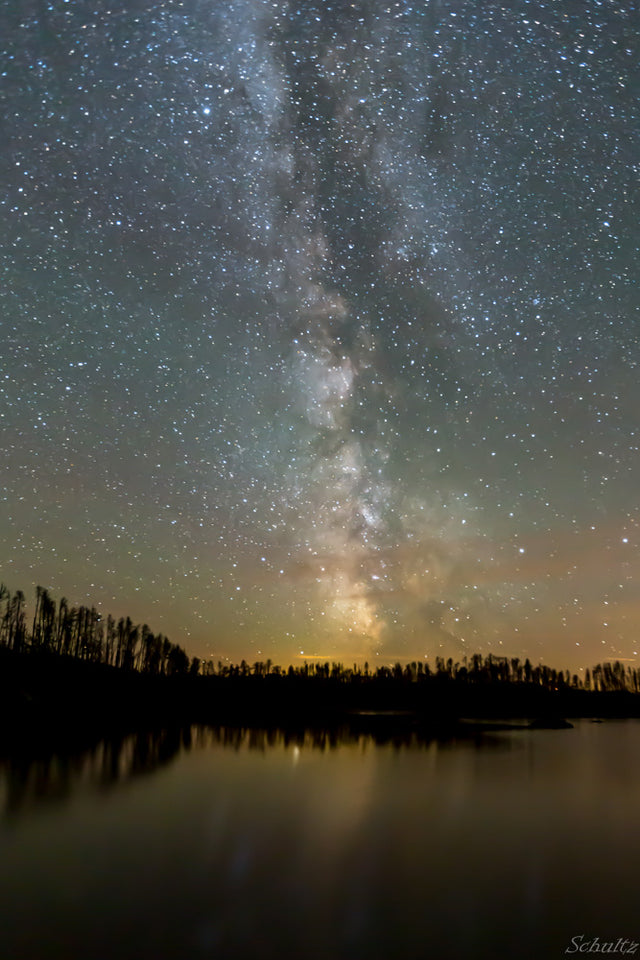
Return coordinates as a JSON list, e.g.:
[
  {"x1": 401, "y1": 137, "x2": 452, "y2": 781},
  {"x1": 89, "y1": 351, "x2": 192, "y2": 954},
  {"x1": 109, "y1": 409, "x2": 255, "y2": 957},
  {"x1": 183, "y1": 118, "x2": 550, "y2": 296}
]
[{"x1": 1, "y1": 0, "x2": 638, "y2": 669}]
